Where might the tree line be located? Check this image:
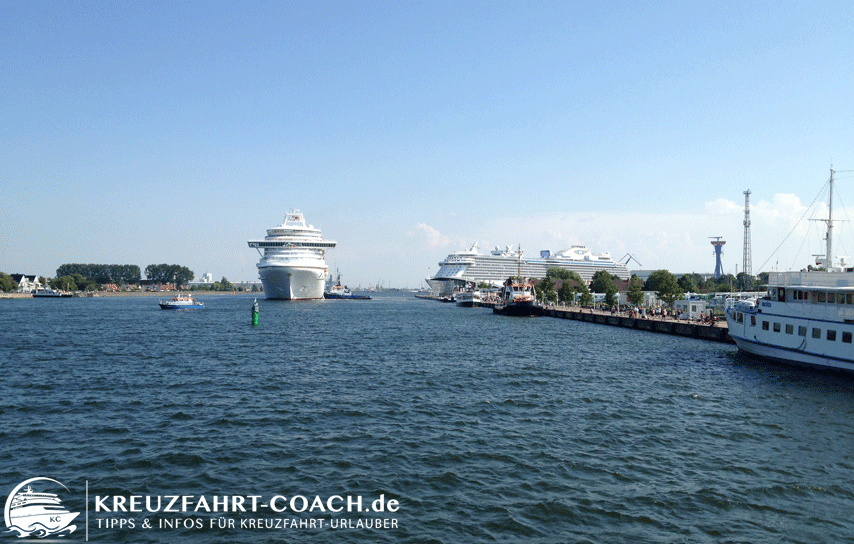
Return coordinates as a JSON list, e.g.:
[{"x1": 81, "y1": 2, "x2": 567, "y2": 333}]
[
  {"x1": 52, "y1": 263, "x2": 195, "y2": 288},
  {"x1": 144, "y1": 264, "x2": 195, "y2": 287},
  {"x1": 56, "y1": 264, "x2": 142, "y2": 284},
  {"x1": 530, "y1": 268, "x2": 766, "y2": 309},
  {"x1": 0, "y1": 263, "x2": 219, "y2": 293}
]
